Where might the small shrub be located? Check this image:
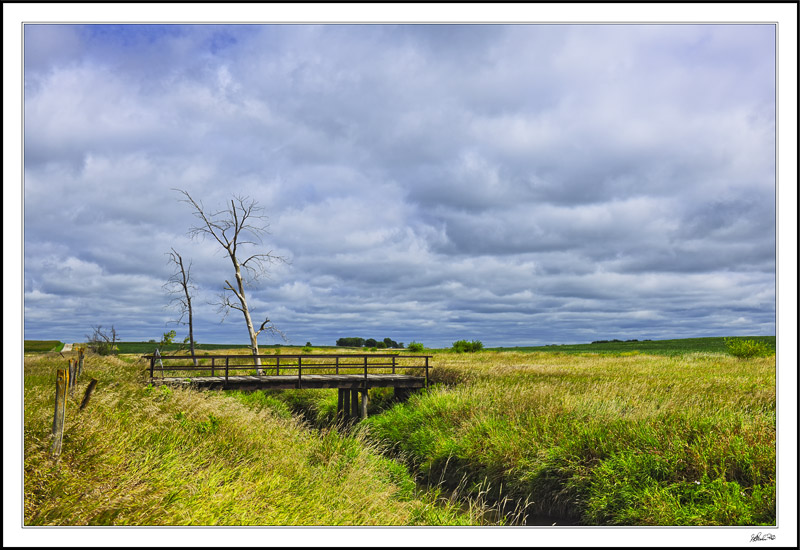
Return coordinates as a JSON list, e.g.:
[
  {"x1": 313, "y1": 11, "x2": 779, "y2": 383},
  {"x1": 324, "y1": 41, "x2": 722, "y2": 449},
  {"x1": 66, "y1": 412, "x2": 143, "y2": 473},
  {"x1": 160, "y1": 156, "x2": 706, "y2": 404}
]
[
  {"x1": 407, "y1": 342, "x2": 424, "y2": 353},
  {"x1": 196, "y1": 414, "x2": 220, "y2": 435},
  {"x1": 451, "y1": 340, "x2": 483, "y2": 353},
  {"x1": 724, "y1": 338, "x2": 772, "y2": 359}
]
